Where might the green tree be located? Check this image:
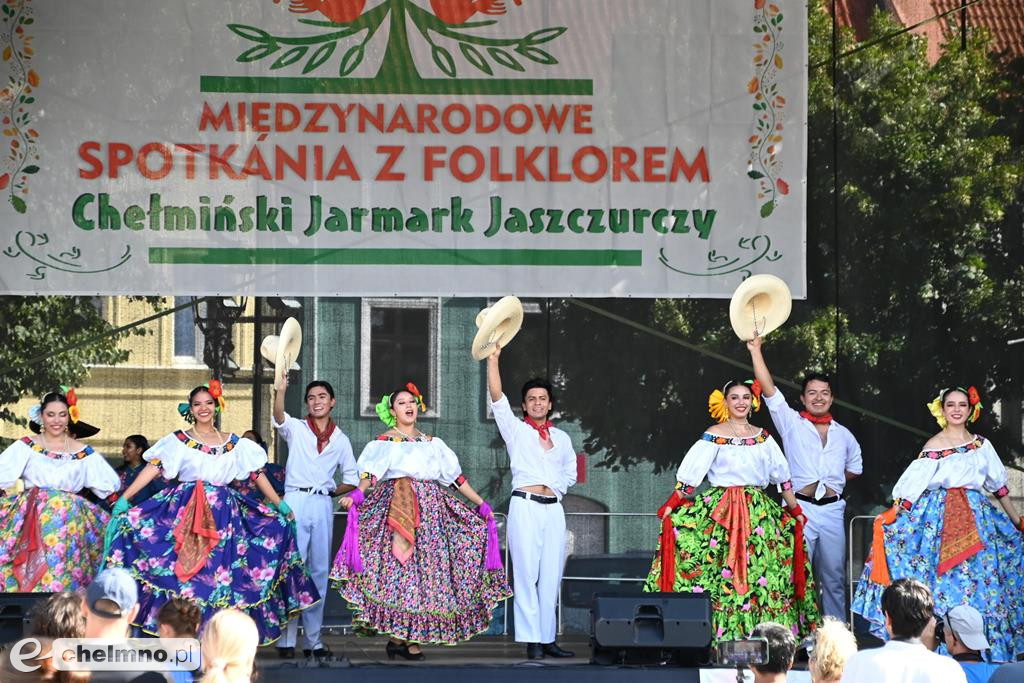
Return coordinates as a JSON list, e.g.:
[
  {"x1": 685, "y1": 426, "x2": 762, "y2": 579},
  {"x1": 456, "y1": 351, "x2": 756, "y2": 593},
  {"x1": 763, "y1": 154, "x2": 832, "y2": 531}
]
[{"x1": 0, "y1": 296, "x2": 156, "y2": 432}]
